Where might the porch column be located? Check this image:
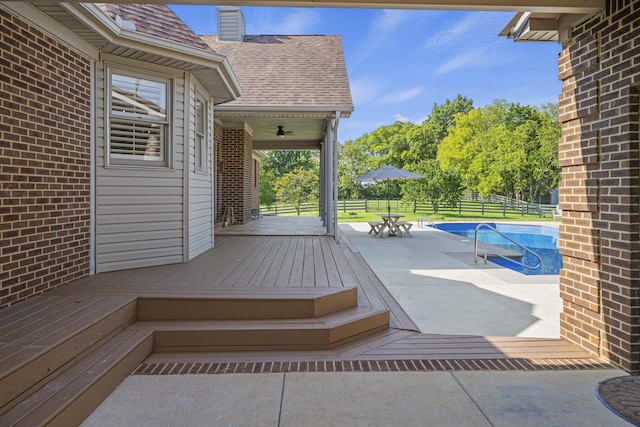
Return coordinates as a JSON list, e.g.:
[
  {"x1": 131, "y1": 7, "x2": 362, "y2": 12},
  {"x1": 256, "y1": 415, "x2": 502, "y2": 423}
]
[
  {"x1": 325, "y1": 120, "x2": 335, "y2": 236},
  {"x1": 319, "y1": 140, "x2": 326, "y2": 224}
]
